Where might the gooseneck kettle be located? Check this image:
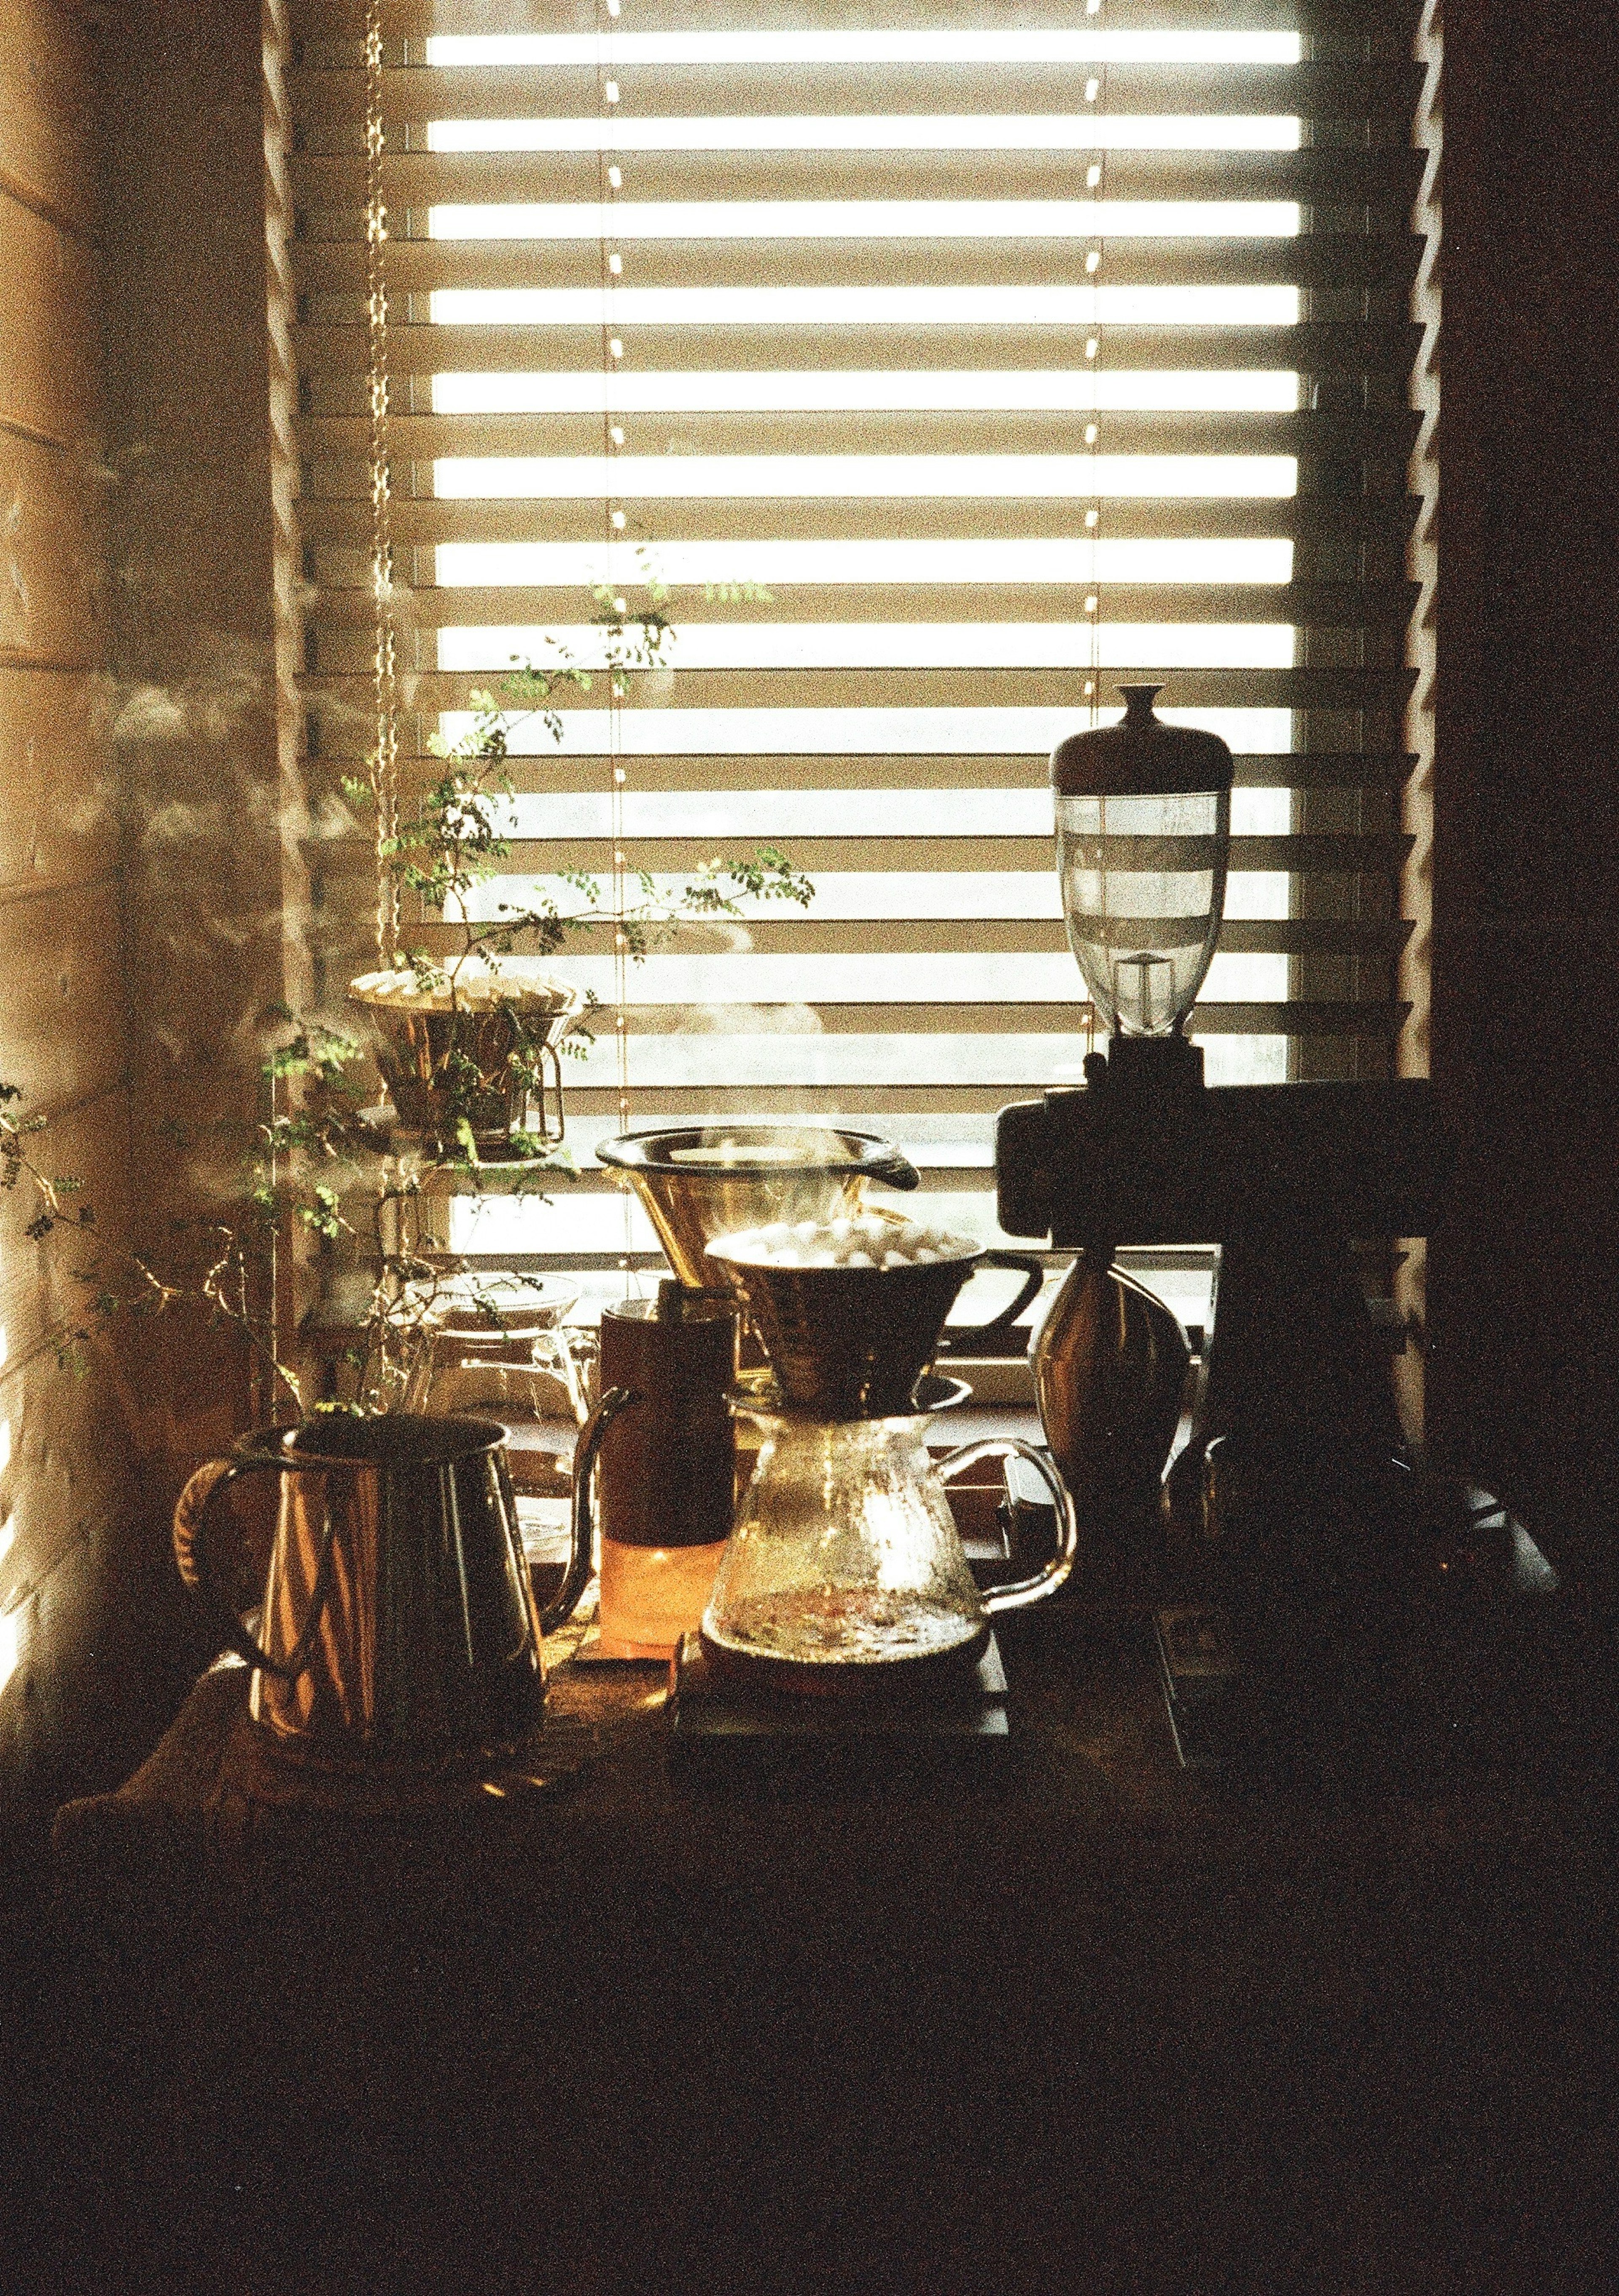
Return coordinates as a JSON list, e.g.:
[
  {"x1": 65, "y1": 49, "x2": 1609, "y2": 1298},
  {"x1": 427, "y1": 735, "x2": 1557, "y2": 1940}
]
[{"x1": 172, "y1": 1414, "x2": 592, "y2": 1769}]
